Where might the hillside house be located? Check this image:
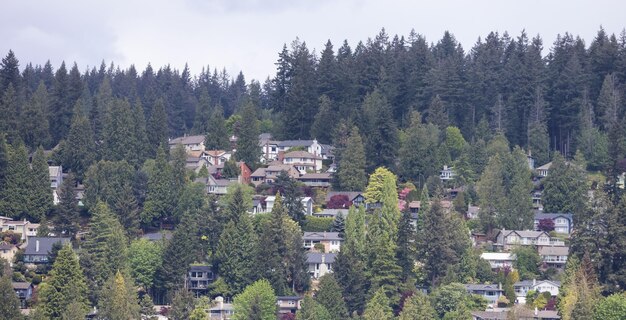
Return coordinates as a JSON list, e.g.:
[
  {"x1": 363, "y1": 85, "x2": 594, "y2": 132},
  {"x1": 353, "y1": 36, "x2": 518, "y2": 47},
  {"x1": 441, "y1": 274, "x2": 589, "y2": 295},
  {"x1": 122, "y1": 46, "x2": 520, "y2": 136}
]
[
  {"x1": 495, "y1": 230, "x2": 565, "y2": 251},
  {"x1": 297, "y1": 172, "x2": 332, "y2": 188},
  {"x1": 325, "y1": 192, "x2": 366, "y2": 207},
  {"x1": 440, "y1": 165, "x2": 456, "y2": 181},
  {"x1": 303, "y1": 232, "x2": 342, "y2": 252},
  {"x1": 464, "y1": 283, "x2": 504, "y2": 306},
  {"x1": 250, "y1": 164, "x2": 300, "y2": 187},
  {"x1": 0, "y1": 219, "x2": 39, "y2": 240},
  {"x1": 281, "y1": 150, "x2": 323, "y2": 174},
  {"x1": 187, "y1": 265, "x2": 214, "y2": 296},
  {"x1": 169, "y1": 135, "x2": 206, "y2": 152},
  {"x1": 12, "y1": 282, "x2": 33, "y2": 308},
  {"x1": 307, "y1": 253, "x2": 336, "y2": 279},
  {"x1": 538, "y1": 246, "x2": 569, "y2": 269},
  {"x1": 534, "y1": 213, "x2": 573, "y2": 234},
  {"x1": 23, "y1": 237, "x2": 70, "y2": 264},
  {"x1": 49, "y1": 165, "x2": 63, "y2": 205},
  {"x1": 277, "y1": 296, "x2": 303, "y2": 315},
  {"x1": 515, "y1": 279, "x2": 561, "y2": 304},
  {"x1": 0, "y1": 242, "x2": 17, "y2": 266},
  {"x1": 481, "y1": 252, "x2": 516, "y2": 270}
]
